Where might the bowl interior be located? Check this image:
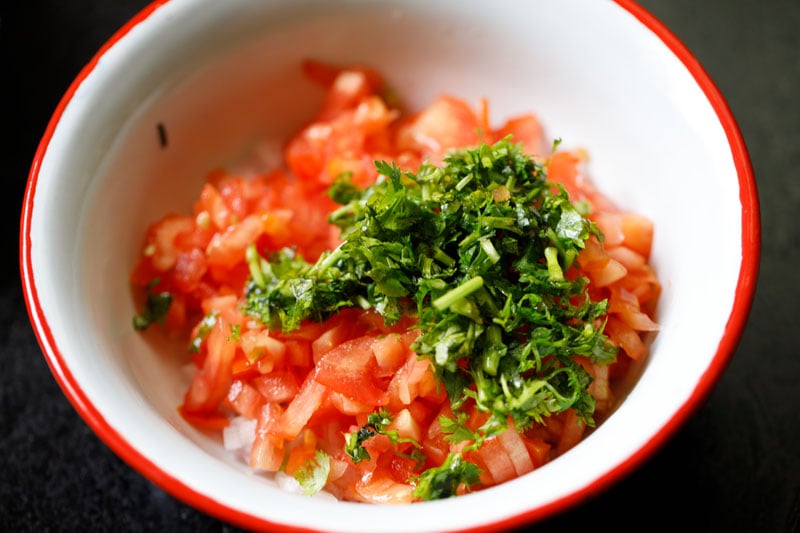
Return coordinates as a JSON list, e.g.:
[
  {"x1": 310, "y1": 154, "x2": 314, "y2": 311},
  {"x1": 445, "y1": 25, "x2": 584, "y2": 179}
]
[{"x1": 26, "y1": 0, "x2": 745, "y2": 531}]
